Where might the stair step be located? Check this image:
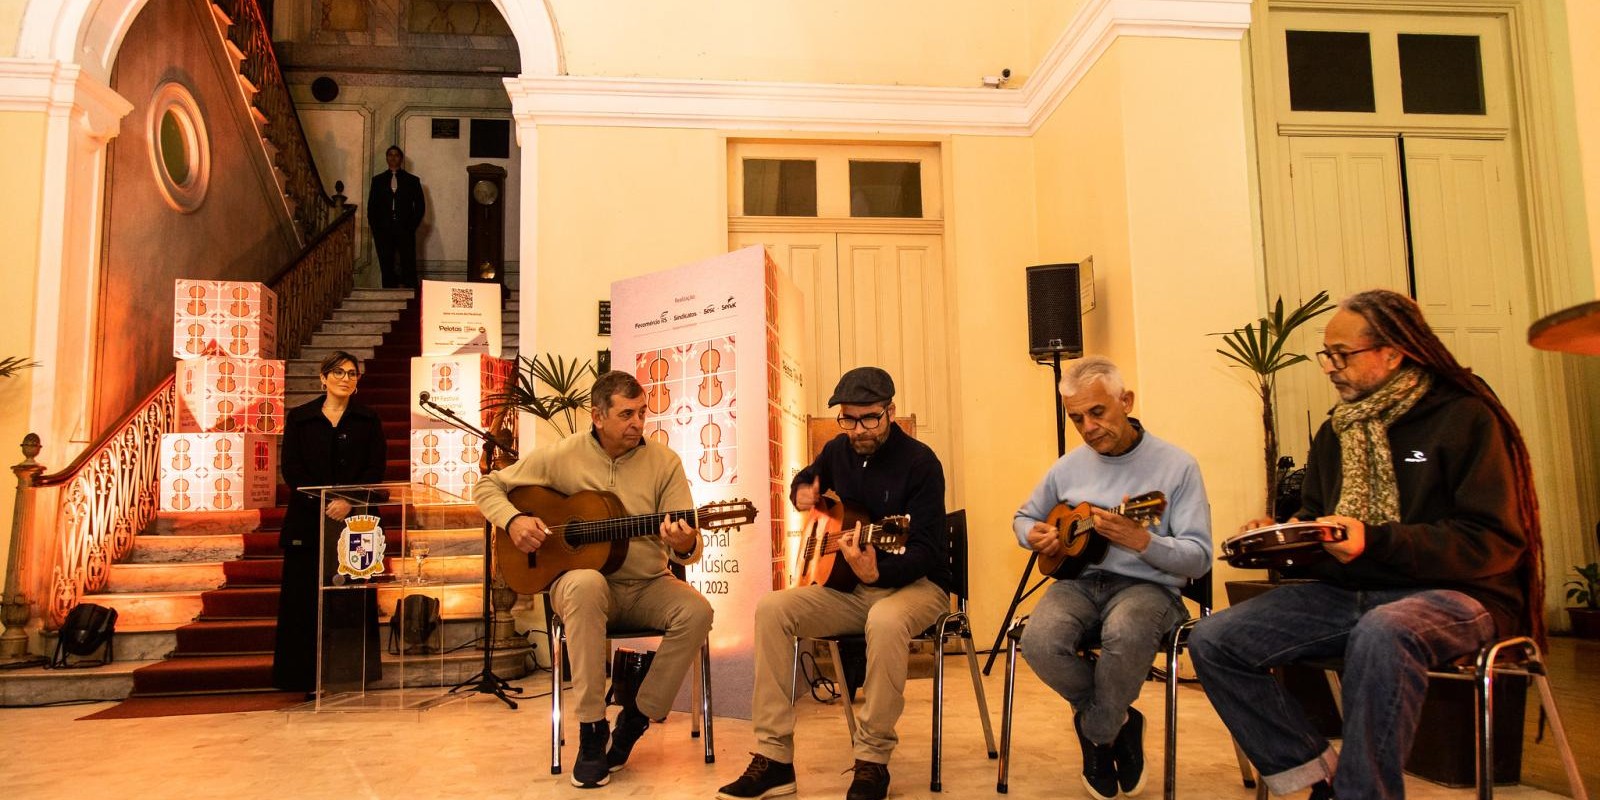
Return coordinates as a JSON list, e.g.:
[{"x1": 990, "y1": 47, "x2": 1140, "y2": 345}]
[
  {"x1": 308, "y1": 332, "x2": 386, "y2": 348},
  {"x1": 301, "y1": 345, "x2": 375, "y2": 362},
  {"x1": 349, "y1": 288, "x2": 417, "y2": 300},
  {"x1": 319, "y1": 321, "x2": 393, "y2": 336},
  {"x1": 128, "y1": 535, "x2": 243, "y2": 565},
  {"x1": 150, "y1": 510, "x2": 261, "y2": 536},
  {"x1": 339, "y1": 299, "x2": 411, "y2": 312},
  {"x1": 106, "y1": 562, "x2": 226, "y2": 593},
  {"x1": 330, "y1": 309, "x2": 403, "y2": 323},
  {"x1": 129, "y1": 653, "x2": 275, "y2": 695},
  {"x1": 89, "y1": 591, "x2": 205, "y2": 627},
  {"x1": 174, "y1": 619, "x2": 277, "y2": 655}
]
